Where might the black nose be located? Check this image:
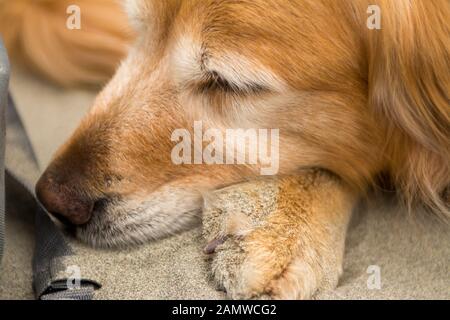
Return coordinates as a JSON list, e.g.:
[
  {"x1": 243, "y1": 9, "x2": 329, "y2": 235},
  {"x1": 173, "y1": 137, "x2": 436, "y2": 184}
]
[{"x1": 36, "y1": 172, "x2": 95, "y2": 225}]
